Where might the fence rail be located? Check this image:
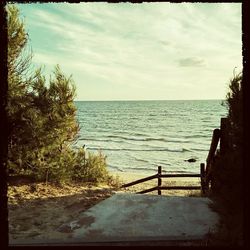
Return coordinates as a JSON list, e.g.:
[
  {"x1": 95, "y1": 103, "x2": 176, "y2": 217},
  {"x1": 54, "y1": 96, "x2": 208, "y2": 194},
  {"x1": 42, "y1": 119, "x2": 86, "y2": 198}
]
[
  {"x1": 121, "y1": 165, "x2": 205, "y2": 195},
  {"x1": 121, "y1": 174, "x2": 158, "y2": 188}
]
